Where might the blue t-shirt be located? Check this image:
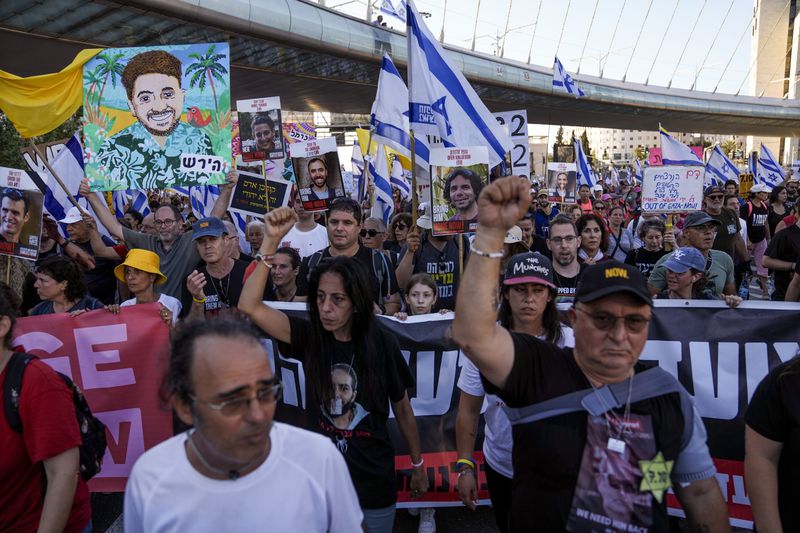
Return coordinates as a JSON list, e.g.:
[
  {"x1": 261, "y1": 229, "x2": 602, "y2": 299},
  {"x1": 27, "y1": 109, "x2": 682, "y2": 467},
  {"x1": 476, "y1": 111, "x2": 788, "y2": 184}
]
[
  {"x1": 533, "y1": 207, "x2": 560, "y2": 238},
  {"x1": 29, "y1": 295, "x2": 104, "y2": 316}
]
